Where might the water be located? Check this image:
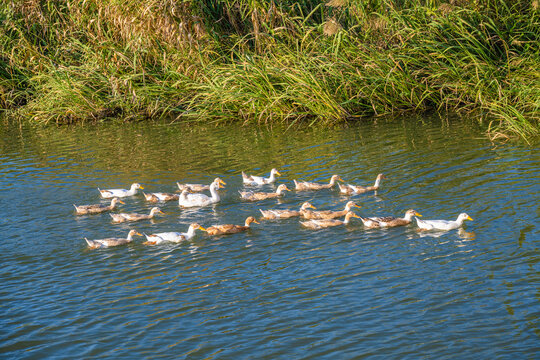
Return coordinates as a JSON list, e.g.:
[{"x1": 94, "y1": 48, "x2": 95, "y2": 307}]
[{"x1": 1, "y1": 116, "x2": 538, "y2": 359}]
